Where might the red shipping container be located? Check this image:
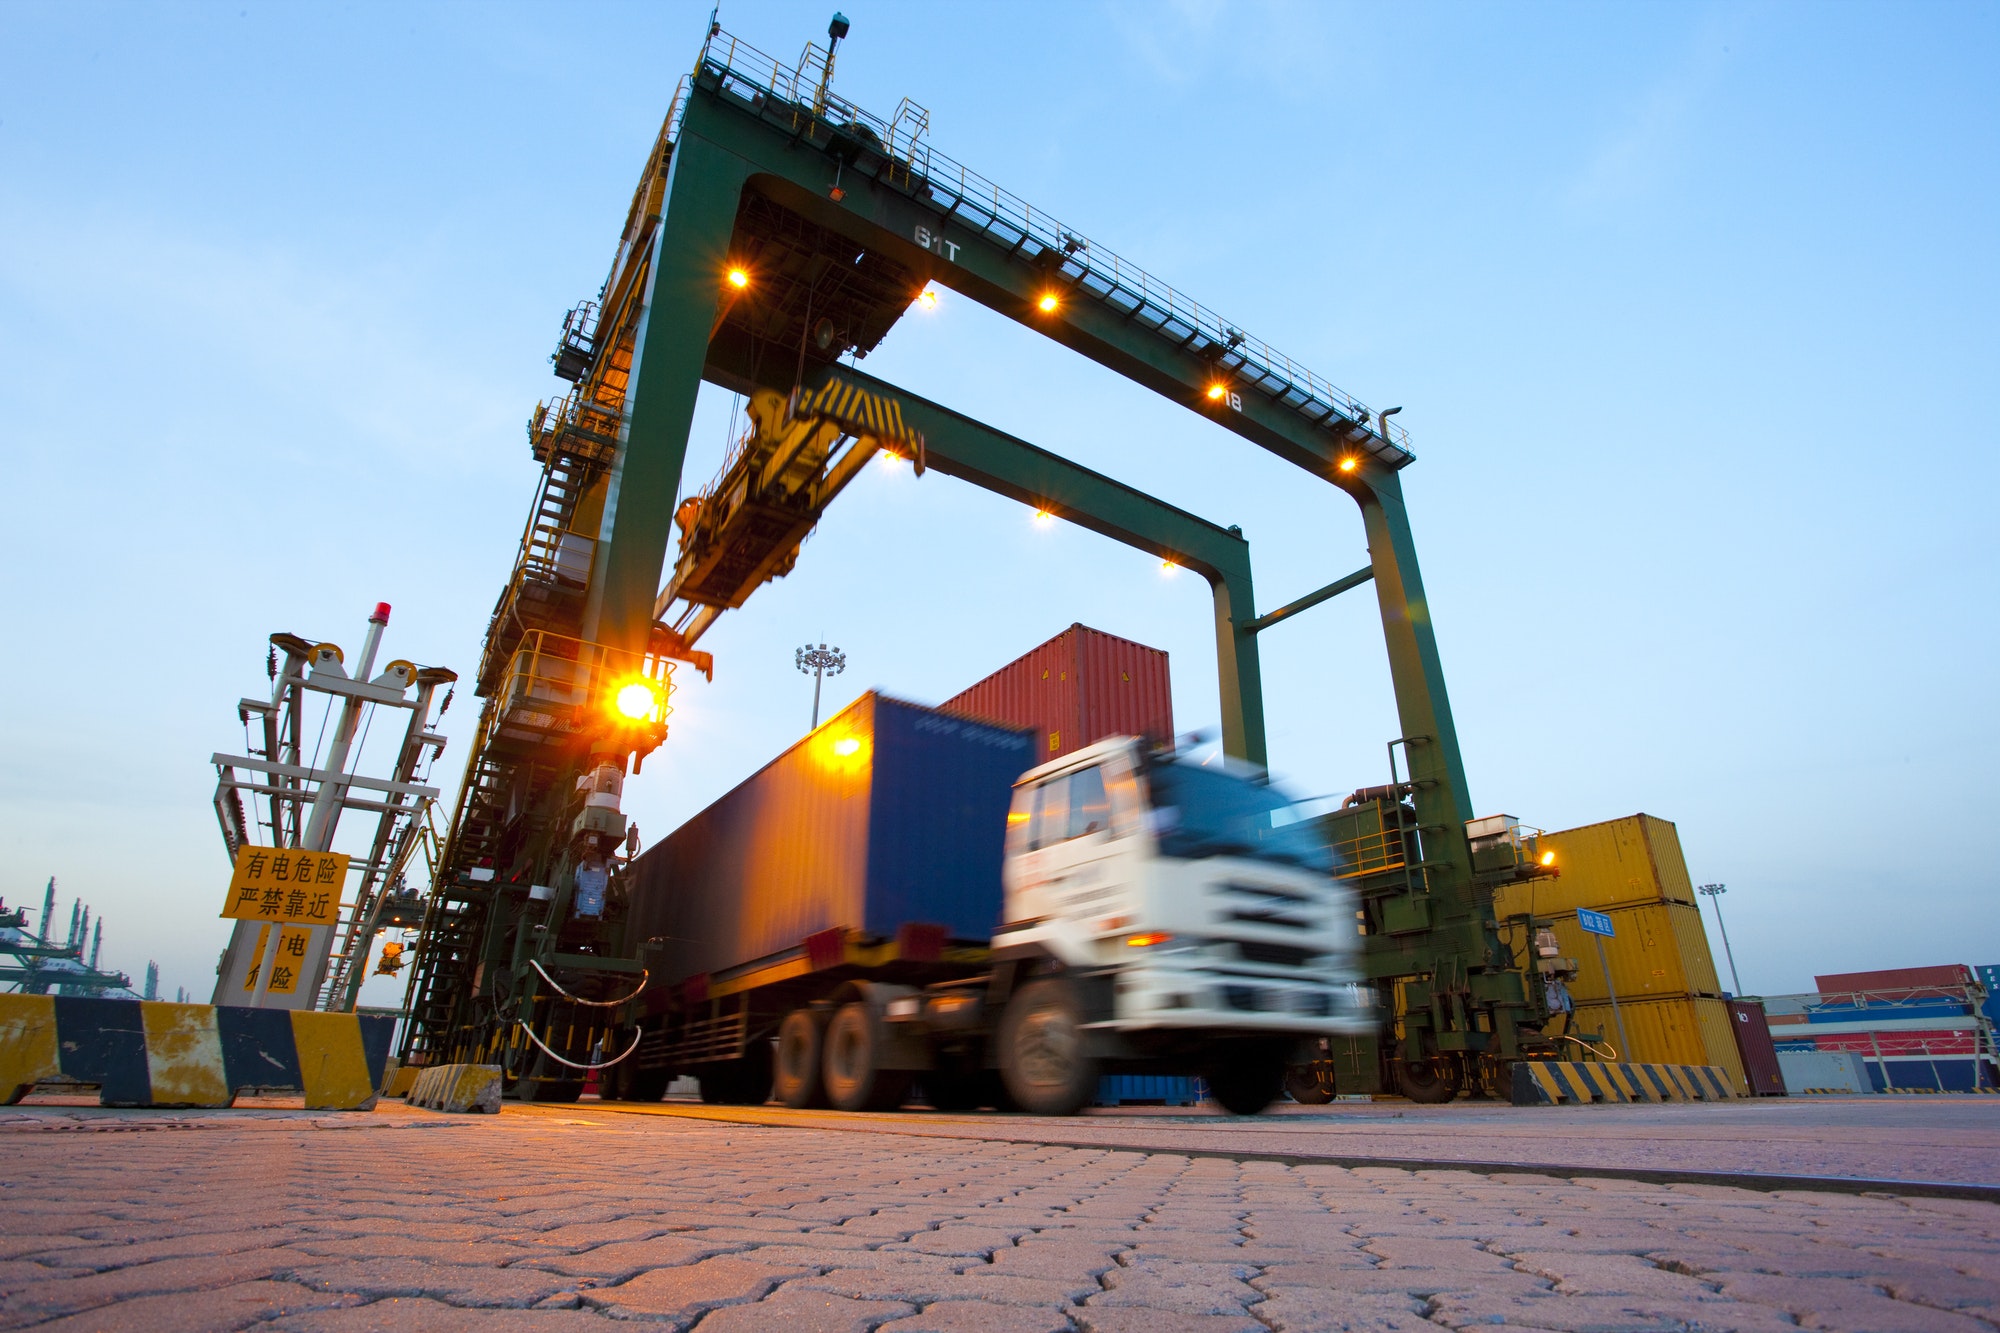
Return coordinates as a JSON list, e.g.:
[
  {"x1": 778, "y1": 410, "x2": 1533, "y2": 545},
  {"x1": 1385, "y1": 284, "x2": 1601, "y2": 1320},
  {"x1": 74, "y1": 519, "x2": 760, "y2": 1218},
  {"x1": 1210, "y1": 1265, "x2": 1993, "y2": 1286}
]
[
  {"x1": 1813, "y1": 965, "x2": 1974, "y2": 1001},
  {"x1": 1726, "y1": 999, "x2": 1786, "y2": 1096},
  {"x1": 942, "y1": 623, "x2": 1173, "y2": 763}
]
